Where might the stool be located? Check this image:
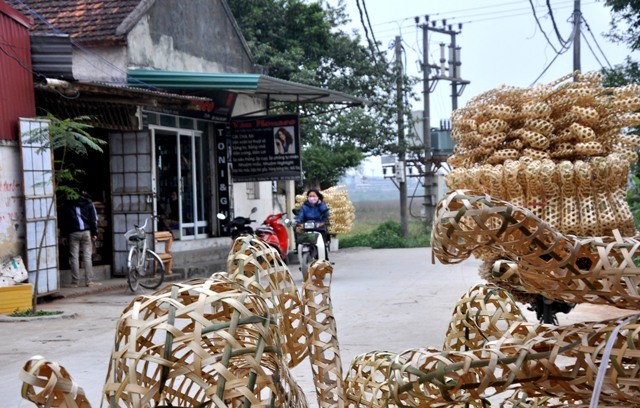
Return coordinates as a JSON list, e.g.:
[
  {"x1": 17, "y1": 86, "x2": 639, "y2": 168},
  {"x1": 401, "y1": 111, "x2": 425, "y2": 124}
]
[{"x1": 154, "y1": 231, "x2": 174, "y2": 274}]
